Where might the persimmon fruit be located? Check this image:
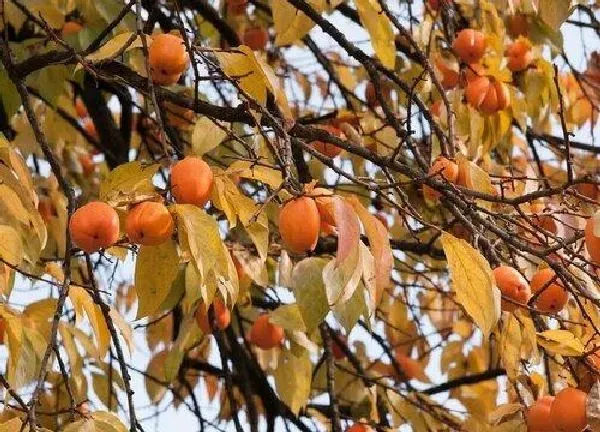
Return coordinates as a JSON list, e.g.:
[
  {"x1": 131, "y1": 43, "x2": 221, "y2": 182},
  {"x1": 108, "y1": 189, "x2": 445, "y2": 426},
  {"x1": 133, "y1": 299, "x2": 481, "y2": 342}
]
[
  {"x1": 466, "y1": 76, "x2": 510, "y2": 113},
  {"x1": 279, "y1": 197, "x2": 321, "y2": 254},
  {"x1": 530, "y1": 268, "x2": 568, "y2": 313},
  {"x1": 75, "y1": 98, "x2": 88, "y2": 118},
  {"x1": 310, "y1": 126, "x2": 344, "y2": 158},
  {"x1": 249, "y1": 314, "x2": 284, "y2": 349},
  {"x1": 453, "y1": 29, "x2": 486, "y2": 64},
  {"x1": 196, "y1": 298, "x2": 231, "y2": 334},
  {"x1": 525, "y1": 395, "x2": 555, "y2": 432},
  {"x1": 310, "y1": 187, "x2": 336, "y2": 227},
  {"x1": 125, "y1": 201, "x2": 174, "y2": 246},
  {"x1": 79, "y1": 154, "x2": 95, "y2": 176},
  {"x1": 461, "y1": 63, "x2": 486, "y2": 87},
  {"x1": 549, "y1": 387, "x2": 588, "y2": 432},
  {"x1": 149, "y1": 33, "x2": 188, "y2": 84},
  {"x1": 243, "y1": 26, "x2": 268, "y2": 51},
  {"x1": 171, "y1": 157, "x2": 214, "y2": 207},
  {"x1": 436, "y1": 58, "x2": 460, "y2": 90},
  {"x1": 505, "y1": 38, "x2": 533, "y2": 72},
  {"x1": 69, "y1": 201, "x2": 120, "y2": 253},
  {"x1": 585, "y1": 213, "x2": 600, "y2": 264},
  {"x1": 345, "y1": 425, "x2": 373, "y2": 432},
  {"x1": 423, "y1": 157, "x2": 459, "y2": 202},
  {"x1": 38, "y1": 198, "x2": 54, "y2": 222},
  {"x1": 493, "y1": 266, "x2": 531, "y2": 312},
  {"x1": 81, "y1": 118, "x2": 98, "y2": 140},
  {"x1": 62, "y1": 21, "x2": 83, "y2": 36}
]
